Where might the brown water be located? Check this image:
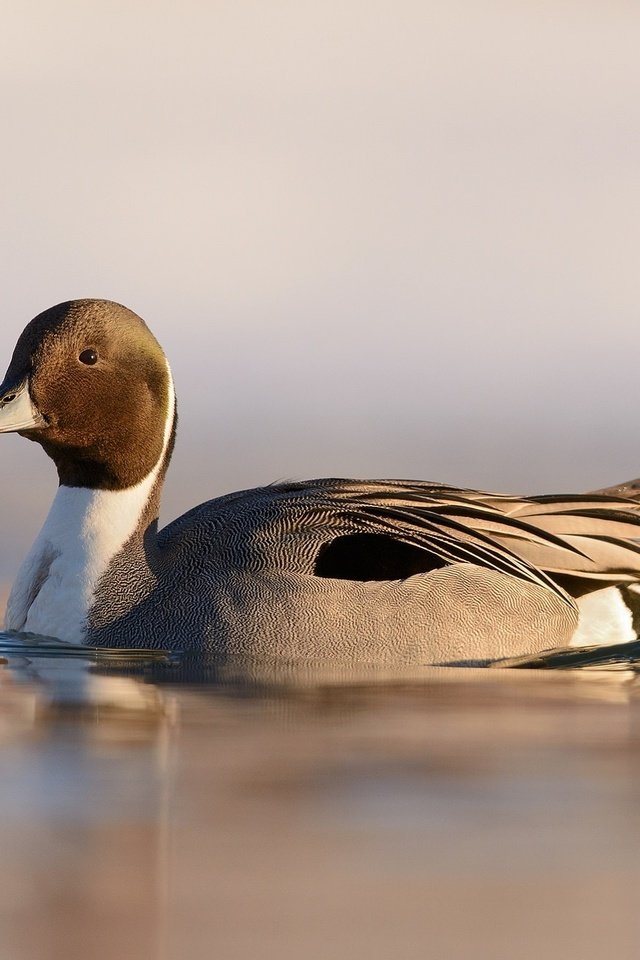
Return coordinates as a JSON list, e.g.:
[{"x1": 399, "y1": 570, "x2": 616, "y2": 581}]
[{"x1": 0, "y1": 637, "x2": 639, "y2": 960}]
